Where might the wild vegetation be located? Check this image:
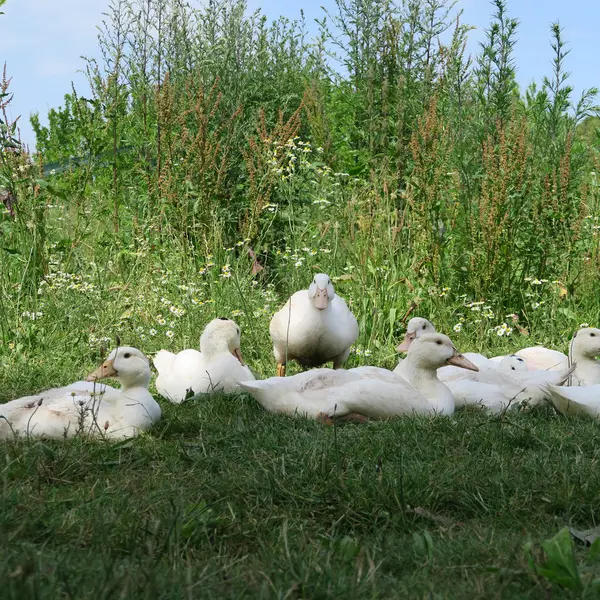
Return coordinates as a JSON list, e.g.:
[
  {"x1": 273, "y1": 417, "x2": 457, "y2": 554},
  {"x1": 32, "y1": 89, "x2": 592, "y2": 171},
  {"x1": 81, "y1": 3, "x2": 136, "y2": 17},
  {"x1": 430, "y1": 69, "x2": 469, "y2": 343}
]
[{"x1": 2, "y1": 0, "x2": 600, "y2": 596}]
